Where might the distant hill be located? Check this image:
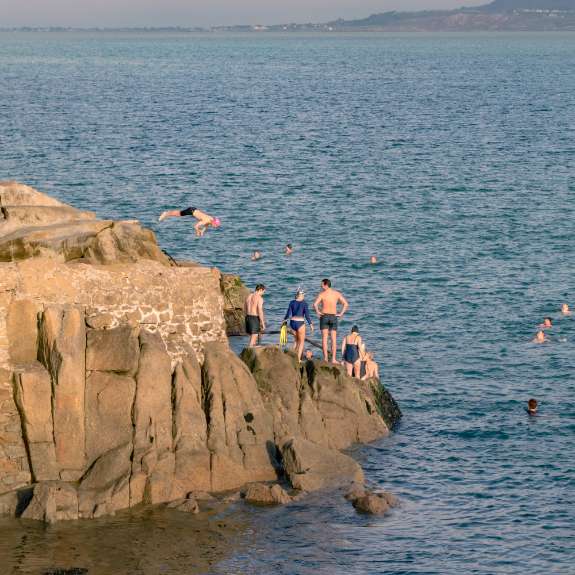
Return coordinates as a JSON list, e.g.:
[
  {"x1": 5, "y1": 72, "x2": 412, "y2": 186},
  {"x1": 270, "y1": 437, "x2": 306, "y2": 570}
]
[
  {"x1": 214, "y1": 0, "x2": 575, "y2": 32},
  {"x1": 321, "y1": 0, "x2": 575, "y2": 31},
  {"x1": 481, "y1": 0, "x2": 575, "y2": 10}
]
